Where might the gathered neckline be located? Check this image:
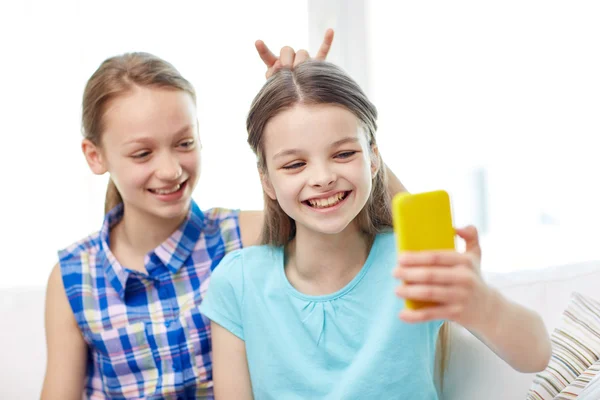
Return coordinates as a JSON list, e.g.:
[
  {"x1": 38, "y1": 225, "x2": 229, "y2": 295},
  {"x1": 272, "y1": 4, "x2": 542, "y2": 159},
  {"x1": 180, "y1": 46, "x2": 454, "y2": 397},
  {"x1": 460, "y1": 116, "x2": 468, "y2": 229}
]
[{"x1": 277, "y1": 235, "x2": 382, "y2": 302}]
